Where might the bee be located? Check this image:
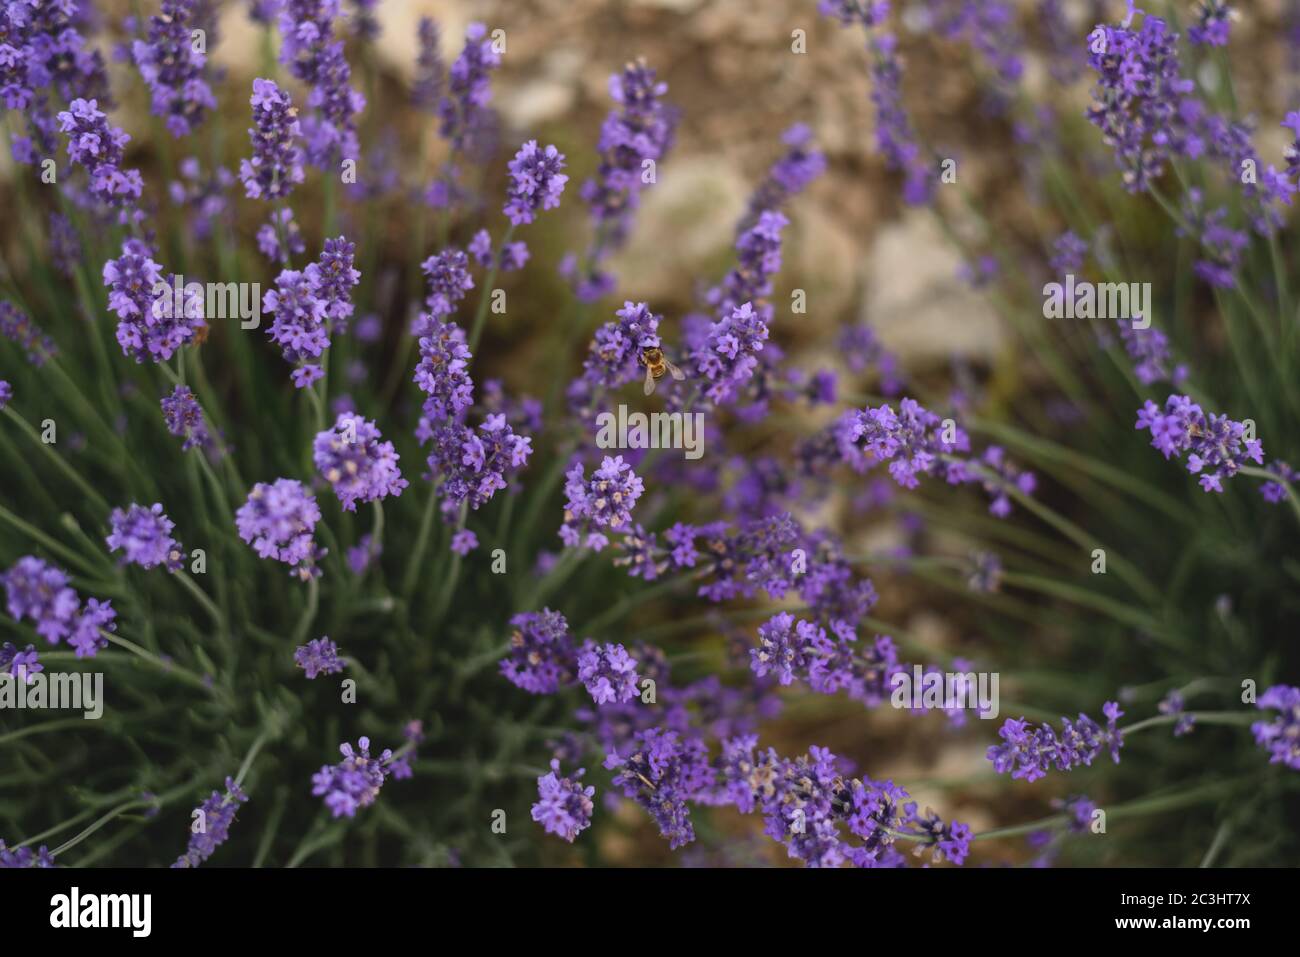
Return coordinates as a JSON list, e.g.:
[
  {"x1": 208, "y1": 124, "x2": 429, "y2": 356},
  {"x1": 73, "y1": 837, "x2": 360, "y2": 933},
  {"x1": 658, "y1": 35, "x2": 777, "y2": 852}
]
[{"x1": 639, "y1": 346, "x2": 685, "y2": 396}]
